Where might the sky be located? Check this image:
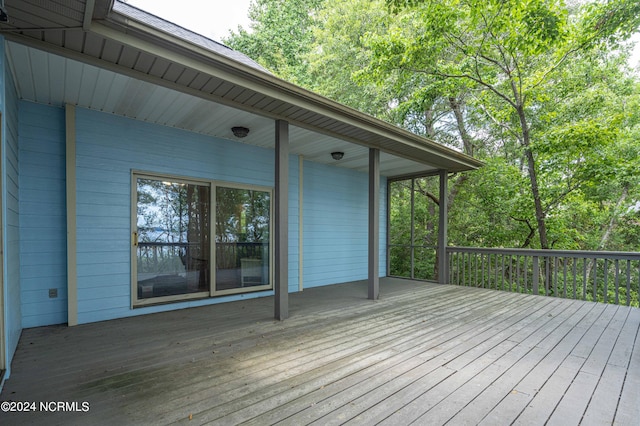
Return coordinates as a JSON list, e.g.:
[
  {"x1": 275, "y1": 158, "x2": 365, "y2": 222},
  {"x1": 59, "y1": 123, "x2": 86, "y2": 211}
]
[{"x1": 127, "y1": 0, "x2": 252, "y2": 42}]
